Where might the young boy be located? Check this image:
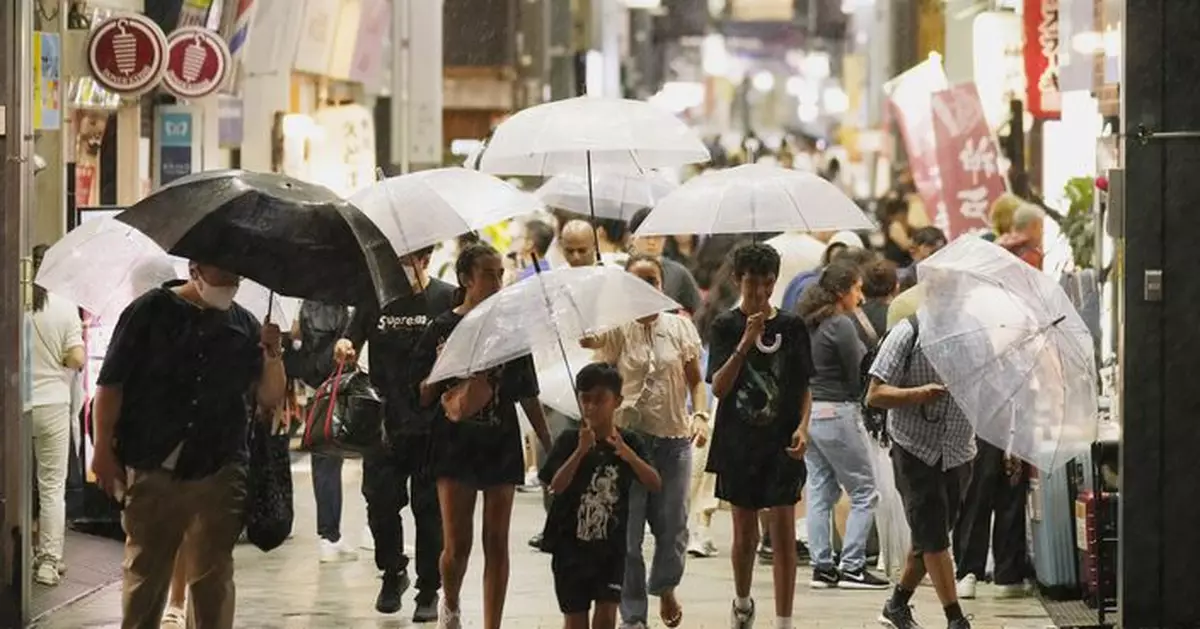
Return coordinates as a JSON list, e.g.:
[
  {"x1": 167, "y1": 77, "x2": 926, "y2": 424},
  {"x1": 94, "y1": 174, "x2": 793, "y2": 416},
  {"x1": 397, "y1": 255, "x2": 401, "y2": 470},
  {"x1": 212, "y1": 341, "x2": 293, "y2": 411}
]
[
  {"x1": 706, "y1": 243, "x2": 814, "y2": 629},
  {"x1": 540, "y1": 363, "x2": 663, "y2": 629}
]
